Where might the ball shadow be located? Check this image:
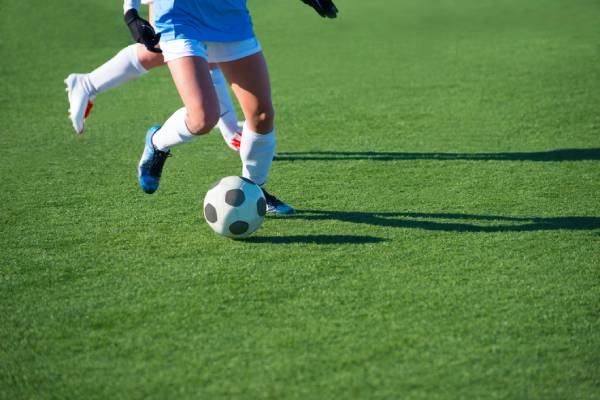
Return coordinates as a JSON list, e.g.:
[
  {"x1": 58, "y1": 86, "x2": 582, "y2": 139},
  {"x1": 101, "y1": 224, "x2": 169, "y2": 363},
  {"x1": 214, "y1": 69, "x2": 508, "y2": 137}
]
[{"x1": 242, "y1": 234, "x2": 387, "y2": 244}]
